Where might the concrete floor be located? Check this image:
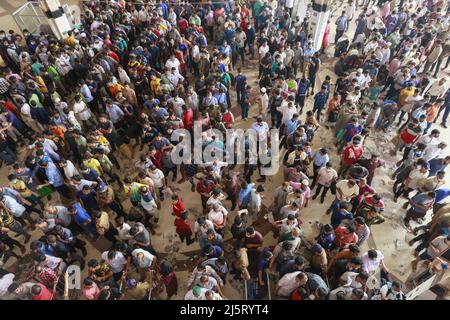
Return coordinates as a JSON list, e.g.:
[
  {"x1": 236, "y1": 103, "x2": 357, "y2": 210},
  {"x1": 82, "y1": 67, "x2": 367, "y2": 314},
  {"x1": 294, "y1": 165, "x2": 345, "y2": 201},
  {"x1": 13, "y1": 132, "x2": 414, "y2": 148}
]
[{"x1": 1, "y1": 1, "x2": 450, "y2": 299}]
